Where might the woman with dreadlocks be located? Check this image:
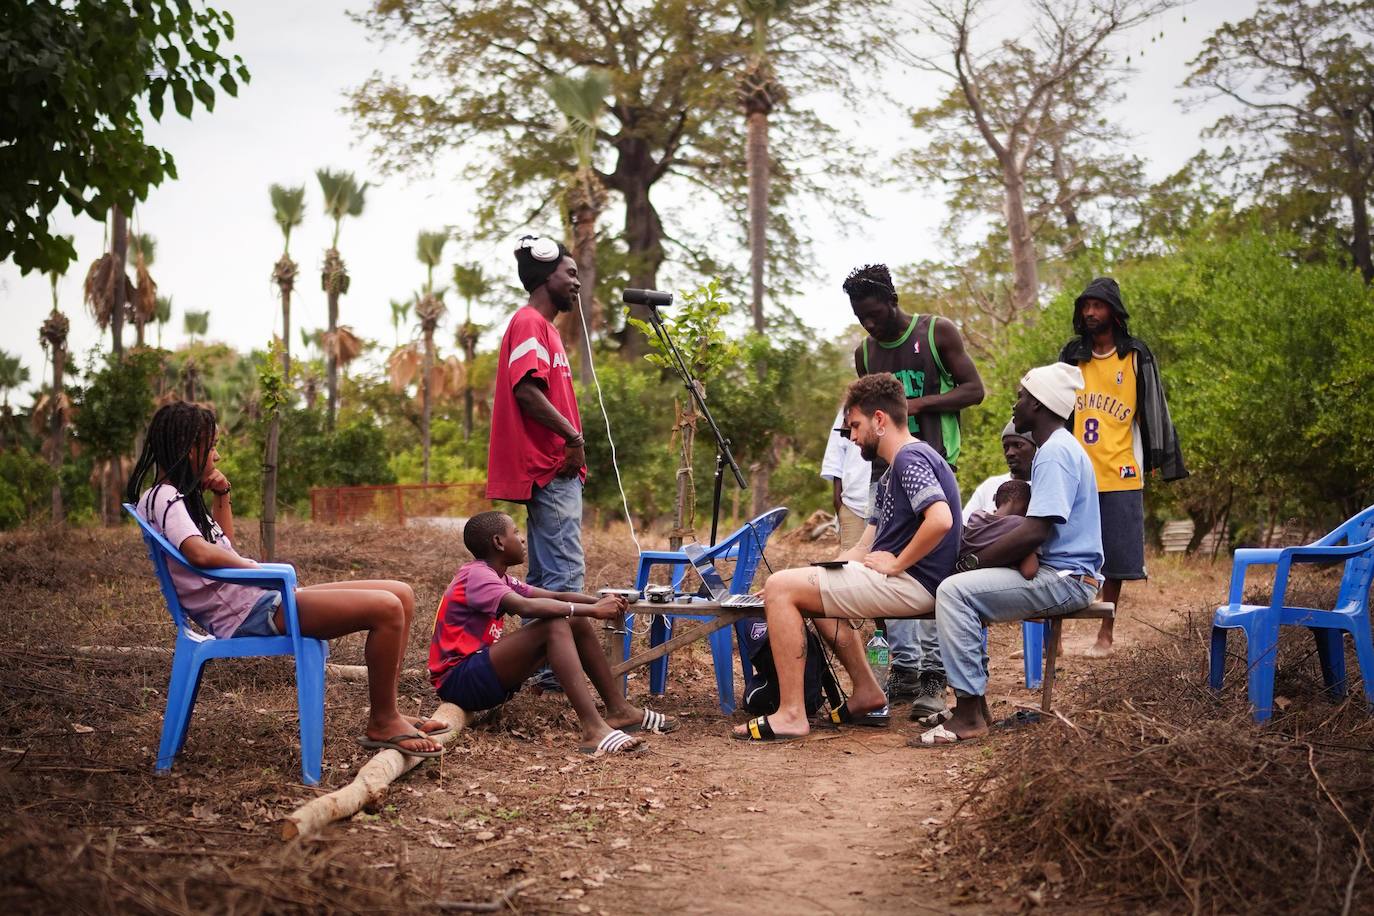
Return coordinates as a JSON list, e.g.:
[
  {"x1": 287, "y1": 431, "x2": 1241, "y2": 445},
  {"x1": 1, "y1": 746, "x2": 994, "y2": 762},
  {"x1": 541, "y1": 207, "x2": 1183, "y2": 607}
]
[{"x1": 127, "y1": 401, "x2": 444, "y2": 758}]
